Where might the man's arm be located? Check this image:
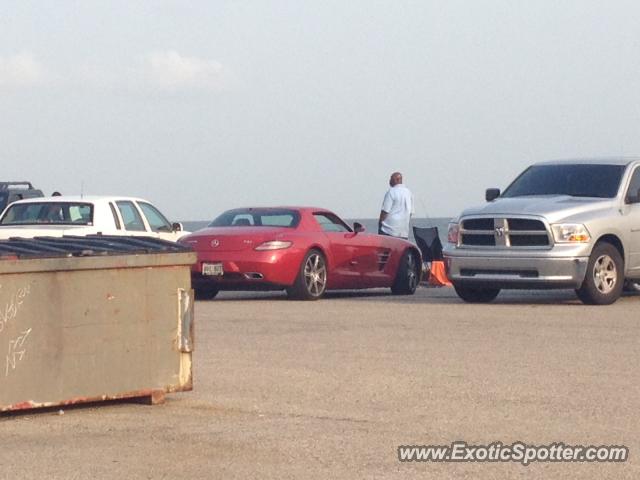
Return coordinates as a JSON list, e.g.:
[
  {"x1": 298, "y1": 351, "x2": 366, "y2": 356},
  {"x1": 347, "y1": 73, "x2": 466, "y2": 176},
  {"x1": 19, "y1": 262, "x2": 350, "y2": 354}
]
[
  {"x1": 379, "y1": 210, "x2": 388, "y2": 228},
  {"x1": 379, "y1": 190, "x2": 392, "y2": 229},
  {"x1": 410, "y1": 193, "x2": 415, "y2": 219}
]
